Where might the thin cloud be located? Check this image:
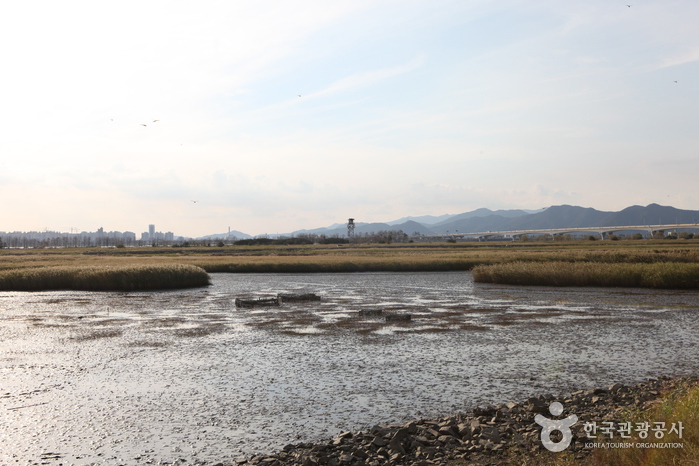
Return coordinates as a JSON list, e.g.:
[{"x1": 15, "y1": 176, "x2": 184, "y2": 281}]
[
  {"x1": 655, "y1": 47, "x2": 699, "y2": 70},
  {"x1": 250, "y1": 55, "x2": 426, "y2": 119},
  {"x1": 306, "y1": 55, "x2": 425, "y2": 99}
]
